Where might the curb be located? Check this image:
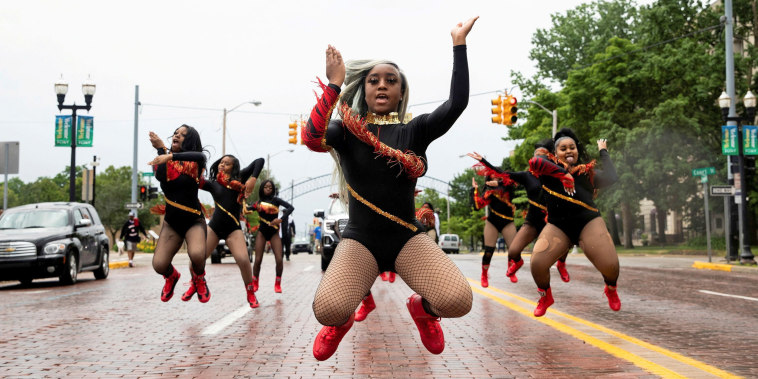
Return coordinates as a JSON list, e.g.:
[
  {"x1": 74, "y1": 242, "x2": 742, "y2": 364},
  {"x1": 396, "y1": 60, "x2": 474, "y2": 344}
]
[
  {"x1": 692, "y1": 260, "x2": 758, "y2": 273},
  {"x1": 110, "y1": 261, "x2": 129, "y2": 269}
]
